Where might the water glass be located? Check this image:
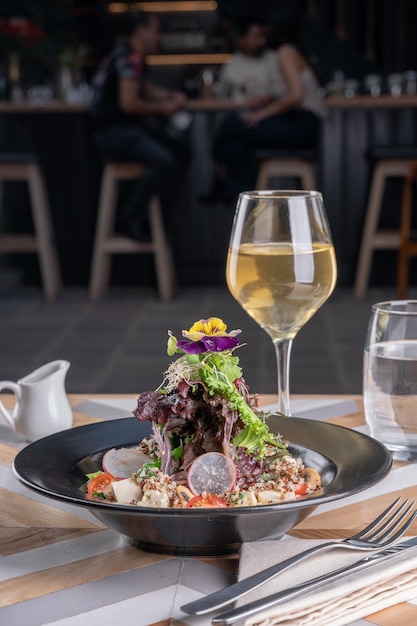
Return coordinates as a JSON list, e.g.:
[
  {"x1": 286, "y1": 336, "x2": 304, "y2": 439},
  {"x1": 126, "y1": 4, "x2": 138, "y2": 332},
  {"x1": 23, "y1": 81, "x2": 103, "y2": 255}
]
[{"x1": 363, "y1": 300, "x2": 417, "y2": 461}]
